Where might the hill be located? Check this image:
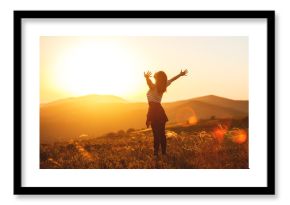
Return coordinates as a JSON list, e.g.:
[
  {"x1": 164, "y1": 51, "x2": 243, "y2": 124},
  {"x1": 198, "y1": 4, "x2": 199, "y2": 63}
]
[
  {"x1": 165, "y1": 95, "x2": 247, "y2": 123},
  {"x1": 40, "y1": 94, "x2": 248, "y2": 143},
  {"x1": 192, "y1": 95, "x2": 248, "y2": 113},
  {"x1": 41, "y1": 94, "x2": 127, "y2": 108}
]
